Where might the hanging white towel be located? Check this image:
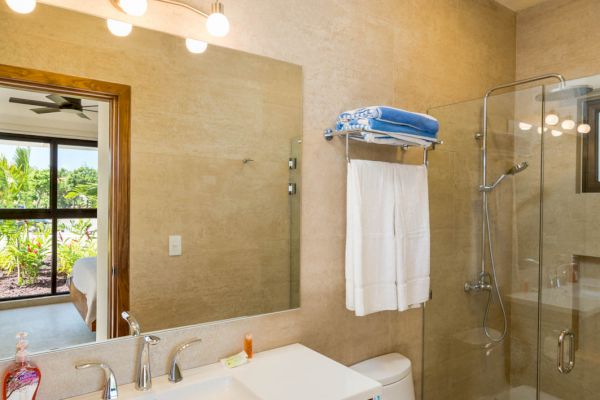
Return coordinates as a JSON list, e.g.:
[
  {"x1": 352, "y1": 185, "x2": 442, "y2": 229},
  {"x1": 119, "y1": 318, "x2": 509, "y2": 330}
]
[
  {"x1": 345, "y1": 161, "x2": 430, "y2": 316},
  {"x1": 346, "y1": 160, "x2": 398, "y2": 316},
  {"x1": 393, "y1": 164, "x2": 430, "y2": 311}
]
